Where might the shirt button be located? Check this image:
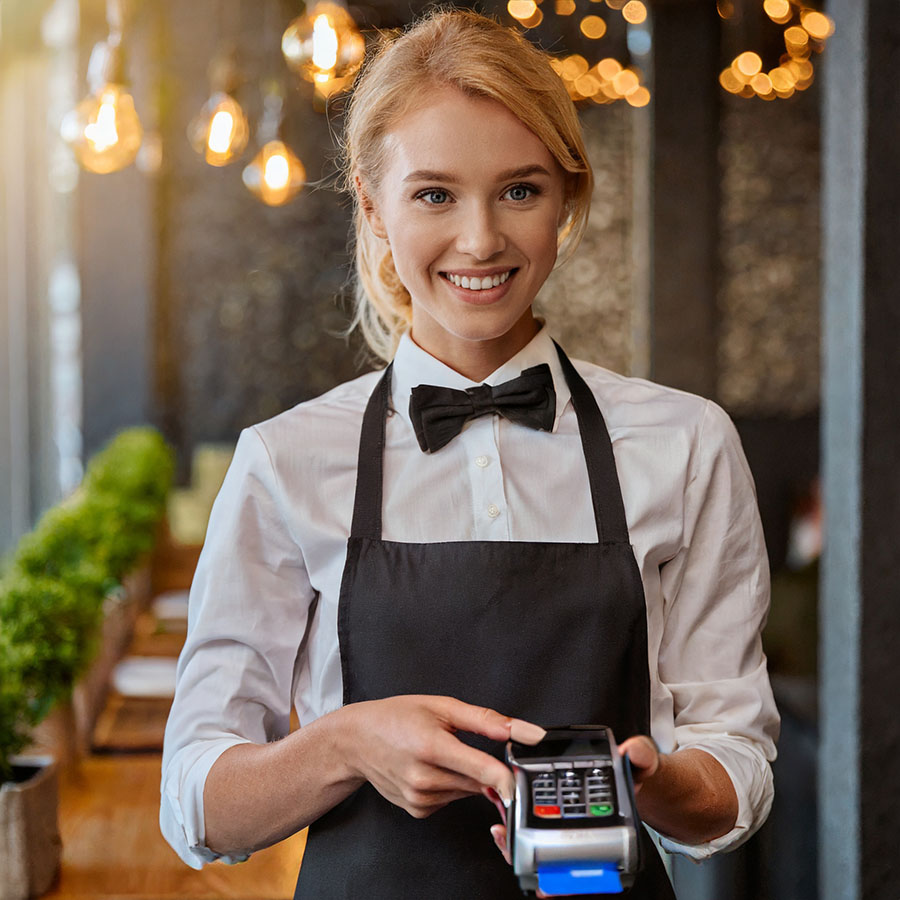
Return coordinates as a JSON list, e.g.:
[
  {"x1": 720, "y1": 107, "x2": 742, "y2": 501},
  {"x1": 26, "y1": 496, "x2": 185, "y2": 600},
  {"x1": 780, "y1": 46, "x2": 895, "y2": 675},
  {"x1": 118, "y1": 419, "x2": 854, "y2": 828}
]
[
  {"x1": 487, "y1": 504, "x2": 501, "y2": 518},
  {"x1": 475, "y1": 455, "x2": 489, "y2": 468}
]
